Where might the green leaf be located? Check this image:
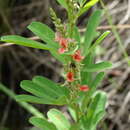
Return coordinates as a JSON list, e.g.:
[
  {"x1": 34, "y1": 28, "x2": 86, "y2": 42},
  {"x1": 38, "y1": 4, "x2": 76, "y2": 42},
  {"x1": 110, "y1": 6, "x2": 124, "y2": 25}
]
[
  {"x1": 21, "y1": 80, "x2": 59, "y2": 99},
  {"x1": 47, "y1": 109, "x2": 71, "y2": 130},
  {"x1": 32, "y1": 76, "x2": 69, "y2": 97},
  {"x1": 53, "y1": 96, "x2": 68, "y2": 105},
  {"x1": 83, "y1": 10, "x2": 102, "y2": 56},
  {"x1": 28, "y1": 22, "x2": 58, "y2": 49},
  {"x1": 29, "y1": 117, "x2": 57, "y2": 130},
  {"x1": 16, "y1": 95, "x2": 67, "y2": 105},
  {"x1": 27, "y1": 22, "x2": 66, "y2": 63},
  {"x1": 27, "y1": 22, "x2": 65, "y2": 62},
  {"x1": 84, "y1": 91, "x2": 107, "y2": 130},
  {"x1": 83, "y1": 61, "x2": 112, "y2": 72},
  {"x1": 87, "y1": 31, "x2": 110, "y2": 55},
  {"x1": 73, "y1": 26, "x2": 80, "y2": 44},
  {"x1": 93, "y1": 110, "x2": 105, "y2": 126},
  {"x1": 81, "y1": 72, "x2": 92, "y2": 86},
  {"x1": 50, "y1": 50, "x2": 66, "y2": 64},
  {"x1": 78, "y1": 0, "x2": 99, "y2": 16},
  {"x1": 0, "y1": 35, "x2": 50, "y2": 50},
  {"x1": 56, "y1": 0, "x2": 68, "y2": 9},
  {"x1": 68, "y1": 107, "x2": 77, "y2": 122},
  {"x1": 85, "y1": 72, "x2": 105, "y2": 99},
  {"x1": 28, "y1": 22, "x2": 54, "y2": 40},
  {"x1": 81, "y1": 72, "x2": 105, "y2": 112},
  {"x1": 16, "y1": 94, "x2": 54, "y2": 105},
  {"x1": 81, "y1": 54, "x2": 94, "y2": 85},
  {"x1": 90, "y1": 72, "x2": 105, "y2": 90},
  {"x1": 70, "y1": 123, "x2": 80, "y2": 130},
  {"x1": 86, "y1": 72, "x2": 105, "y2": 99},
  {"x1": 18, "y1": 76, "x2": 69, "y2": 105}
]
